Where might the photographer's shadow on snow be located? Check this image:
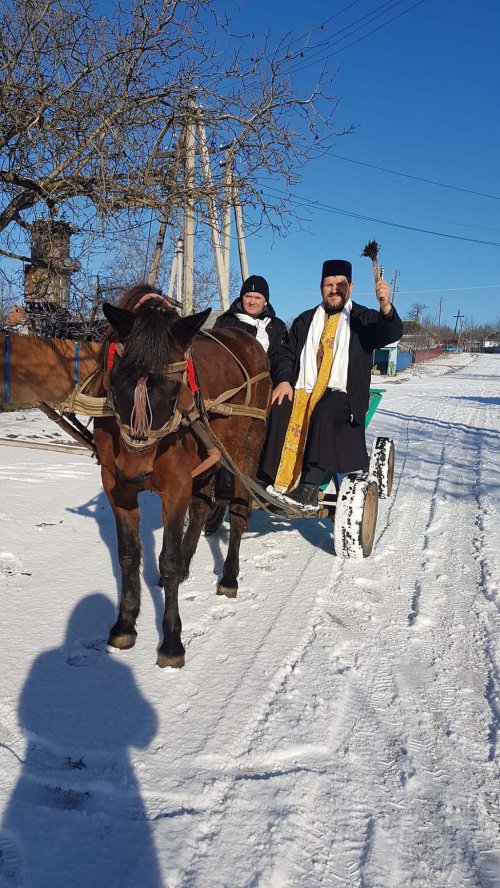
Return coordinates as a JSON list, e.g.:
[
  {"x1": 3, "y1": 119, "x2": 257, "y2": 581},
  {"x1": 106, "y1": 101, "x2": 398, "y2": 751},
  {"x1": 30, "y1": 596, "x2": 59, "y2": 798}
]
[{"x1": 0, "y1": 594, "x2": 161, "y2": 888}]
